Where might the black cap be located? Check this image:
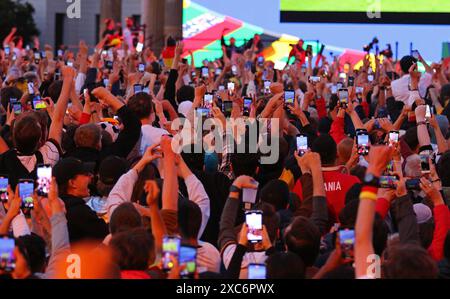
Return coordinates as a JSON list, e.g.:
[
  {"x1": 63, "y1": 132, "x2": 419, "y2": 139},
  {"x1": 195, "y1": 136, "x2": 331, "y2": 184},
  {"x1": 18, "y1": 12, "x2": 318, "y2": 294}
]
[
  {"x1": 53, "y1": 158, "x2": 95, "y2": 186},
  {"x1": 98, "y1": 156, "x2": 128, "y2": 185},
  {"x1": 400, "y1": 55, "x2": 418, "y2": 74}
]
